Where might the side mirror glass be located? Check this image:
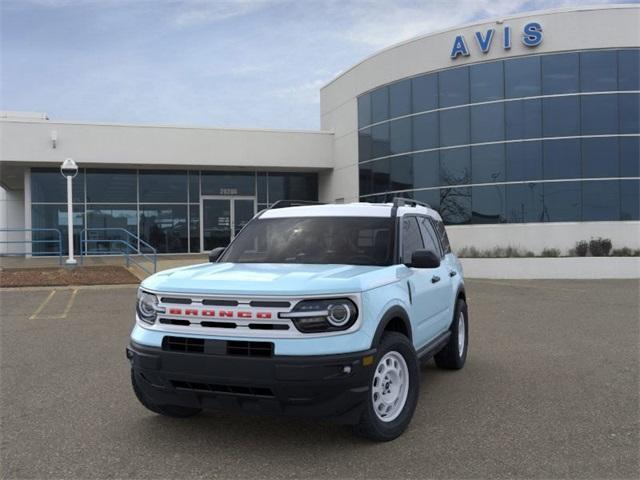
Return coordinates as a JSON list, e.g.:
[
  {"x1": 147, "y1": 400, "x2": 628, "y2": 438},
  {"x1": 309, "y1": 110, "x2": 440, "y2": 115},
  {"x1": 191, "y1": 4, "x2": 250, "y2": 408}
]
[
  {"x1": 408, "y1": 249, "x2": 440, "y2": 269},
  {"x1": 208, "y1": 247, "x2": 226, "y2": 263}
]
